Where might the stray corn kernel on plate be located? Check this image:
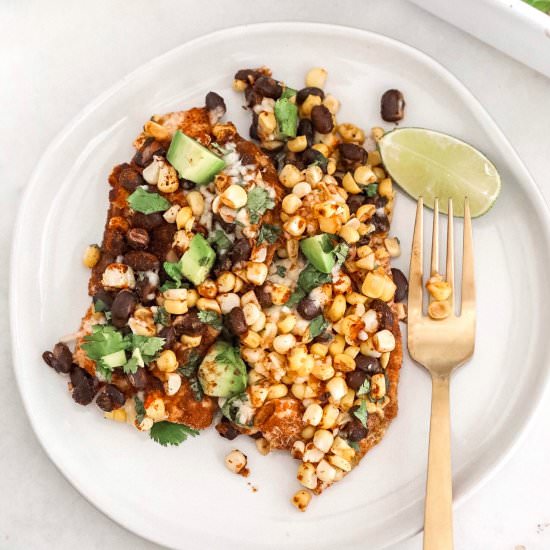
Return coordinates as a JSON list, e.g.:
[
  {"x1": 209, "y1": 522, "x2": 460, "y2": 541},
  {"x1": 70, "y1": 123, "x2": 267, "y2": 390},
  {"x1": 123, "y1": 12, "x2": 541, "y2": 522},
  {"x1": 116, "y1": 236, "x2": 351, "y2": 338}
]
[{"x1": 12, "y1": 23, "x2": 550, "y2": 550}]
